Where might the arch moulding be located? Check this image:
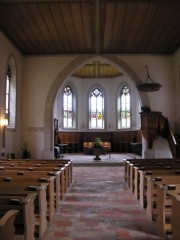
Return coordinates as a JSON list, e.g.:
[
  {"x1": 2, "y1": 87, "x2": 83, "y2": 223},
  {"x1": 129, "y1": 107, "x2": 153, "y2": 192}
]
[{"x1": 42, "y1": 55, "x2": 149, "y2": 158}]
